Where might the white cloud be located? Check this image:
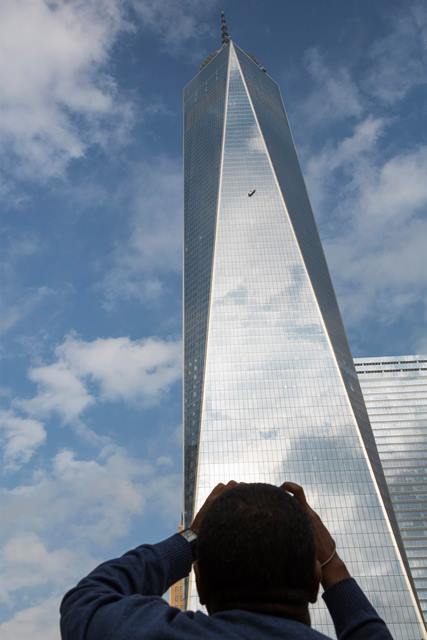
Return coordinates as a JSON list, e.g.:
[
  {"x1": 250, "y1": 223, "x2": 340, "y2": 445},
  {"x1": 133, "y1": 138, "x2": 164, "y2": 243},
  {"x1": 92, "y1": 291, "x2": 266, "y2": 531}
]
[
  {"x1": 0, "y1": 442, "x2": 181, "y2": 635},
  {"x1": 305, "y1": 116, "x2": 387, "y2": 216},
  {"x1": 101, "y1": 158, "x2": 182, "y2": 305},
  {"x1": 0, "y1": 0, "x2": 221, "y2": 192},
  {"x1": 0, "y1": 411, "x2": 46, "y2": 472},
  {"x1": 0, "y1": 448, "x2": 140, "y2": 547},
  {"x1": 145, "y1": 471, "x2": 182, "y2": 522},
  {"x1": 366, "y1": 2, "x2": 427, "y2": 103},
  {"x1": 0, "y1": 597, "x2": 59, "y2": 640},
  {"x1": 0, "y1": 534, "x2": 81, "y2": 604},
  {"x1": 416, "y1": 337, "x2": 427, "y2": 353},
  {"x1": 20, "y1": 362, "x2": 94, "y2": 423},
  {"x1": 131, "y1": 0, "x2": 217, "y2": 50},
  {"x1": 0, "y1": 286, "x2": 52, "y2": 336},
  {"x1": 45, "y1": 447, "x2": 147, "y2": 543},
  {"x1": 301, "y1": 48, "x2": 364, "y2": 127},
  {"x1": 58, "y1": 335, "x2": 182, "y2": 402},
  {"x1": 295, "y1": 6, "x2": 427, "y2": 336},
  {"x1": 305, "y1": 120, "x2": 427, "y2": 328},
  {"x1": 4, "y1": 232, "x2": 43, "y2": 260},
  {"x1": 311, "y1": 117, "x2": 386, "y2": 175},
  {"x1": 0, "y1": 445, "x2": 152, "y2": 627},
  {"x1": 326, "y1": 218, "x2": 427, "y2": 326},
  {"x1": 357, "y1": 146, "x2": 427, "y2": 230},
  {"x1": 17, "y1": 334, "x2": 181, "y2": 424},
  {"x1": 0, "y1": 445, "x2": 180, "y2": 555},
  {"x1": 0, "y1": 0, "x2": 131, "y2": 185},
  {"x1": 0, "y1": 230, "x2": 50, "y2": 335},
  {"x1": 300, "y1": 4, "x2": 427, "y2": 128}
]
